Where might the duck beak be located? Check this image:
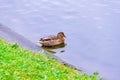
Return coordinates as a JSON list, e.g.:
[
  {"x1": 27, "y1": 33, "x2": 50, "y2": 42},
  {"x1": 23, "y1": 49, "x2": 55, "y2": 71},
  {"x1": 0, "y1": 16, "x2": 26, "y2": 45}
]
[{"x1": 64, "y1": 35, "x2": 66, "y2": 38}]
